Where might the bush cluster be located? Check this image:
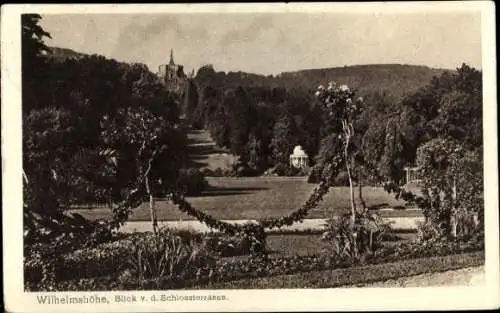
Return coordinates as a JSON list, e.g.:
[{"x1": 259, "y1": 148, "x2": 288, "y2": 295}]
[
  {"x1": 321, "y1": 212, "x2": 392, "y2": 261},
  {"x1": 24, "y1": 212, "x2": 112, "y2": 250},
  {"x1": 25, "y1": 226, "x2": 483, "y2": 291},
  {"x1": 262, "y1": 164, "x2": 311, "y2": 177},
  {"x1": 175, "y1": 168, "x2": 209, "y2": 196},
  {"x1": 200, "y1": 168, "x2": 234, "y2": 177},
  {"x1": 24, "y1": 229, "x2": 216, "y2": 291}
]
